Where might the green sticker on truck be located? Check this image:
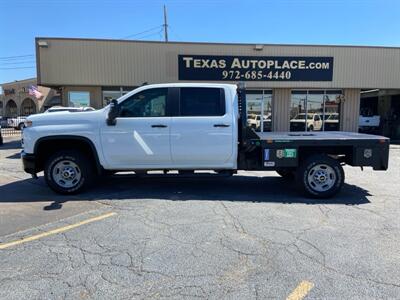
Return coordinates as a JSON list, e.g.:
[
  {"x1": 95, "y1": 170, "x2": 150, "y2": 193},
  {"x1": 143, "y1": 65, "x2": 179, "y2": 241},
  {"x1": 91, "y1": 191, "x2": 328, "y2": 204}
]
[{"x1": 276, "y1": 149, "x2": 297, "y2": 158}]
